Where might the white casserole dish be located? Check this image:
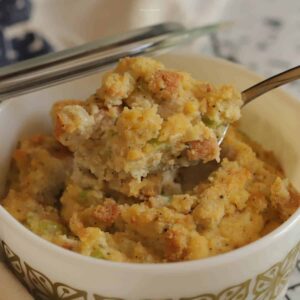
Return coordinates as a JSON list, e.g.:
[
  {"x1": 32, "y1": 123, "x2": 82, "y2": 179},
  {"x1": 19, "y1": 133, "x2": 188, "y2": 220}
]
[{"x1": 0, "y1": 54, "x2": 299, "y2": 300}]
